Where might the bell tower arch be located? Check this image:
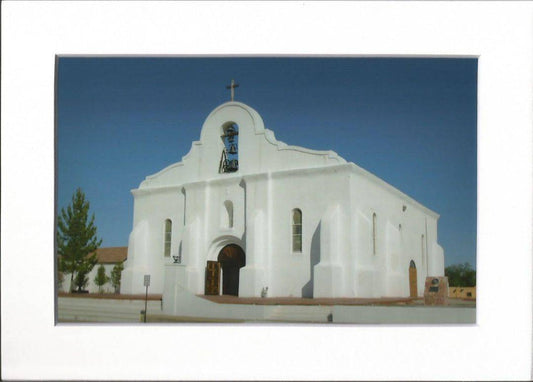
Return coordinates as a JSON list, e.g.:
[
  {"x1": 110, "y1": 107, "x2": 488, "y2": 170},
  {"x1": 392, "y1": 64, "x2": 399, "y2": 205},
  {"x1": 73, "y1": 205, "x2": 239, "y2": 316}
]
[{"x1": 219, "y1": 122, "x2": 239, "y2": 173}]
